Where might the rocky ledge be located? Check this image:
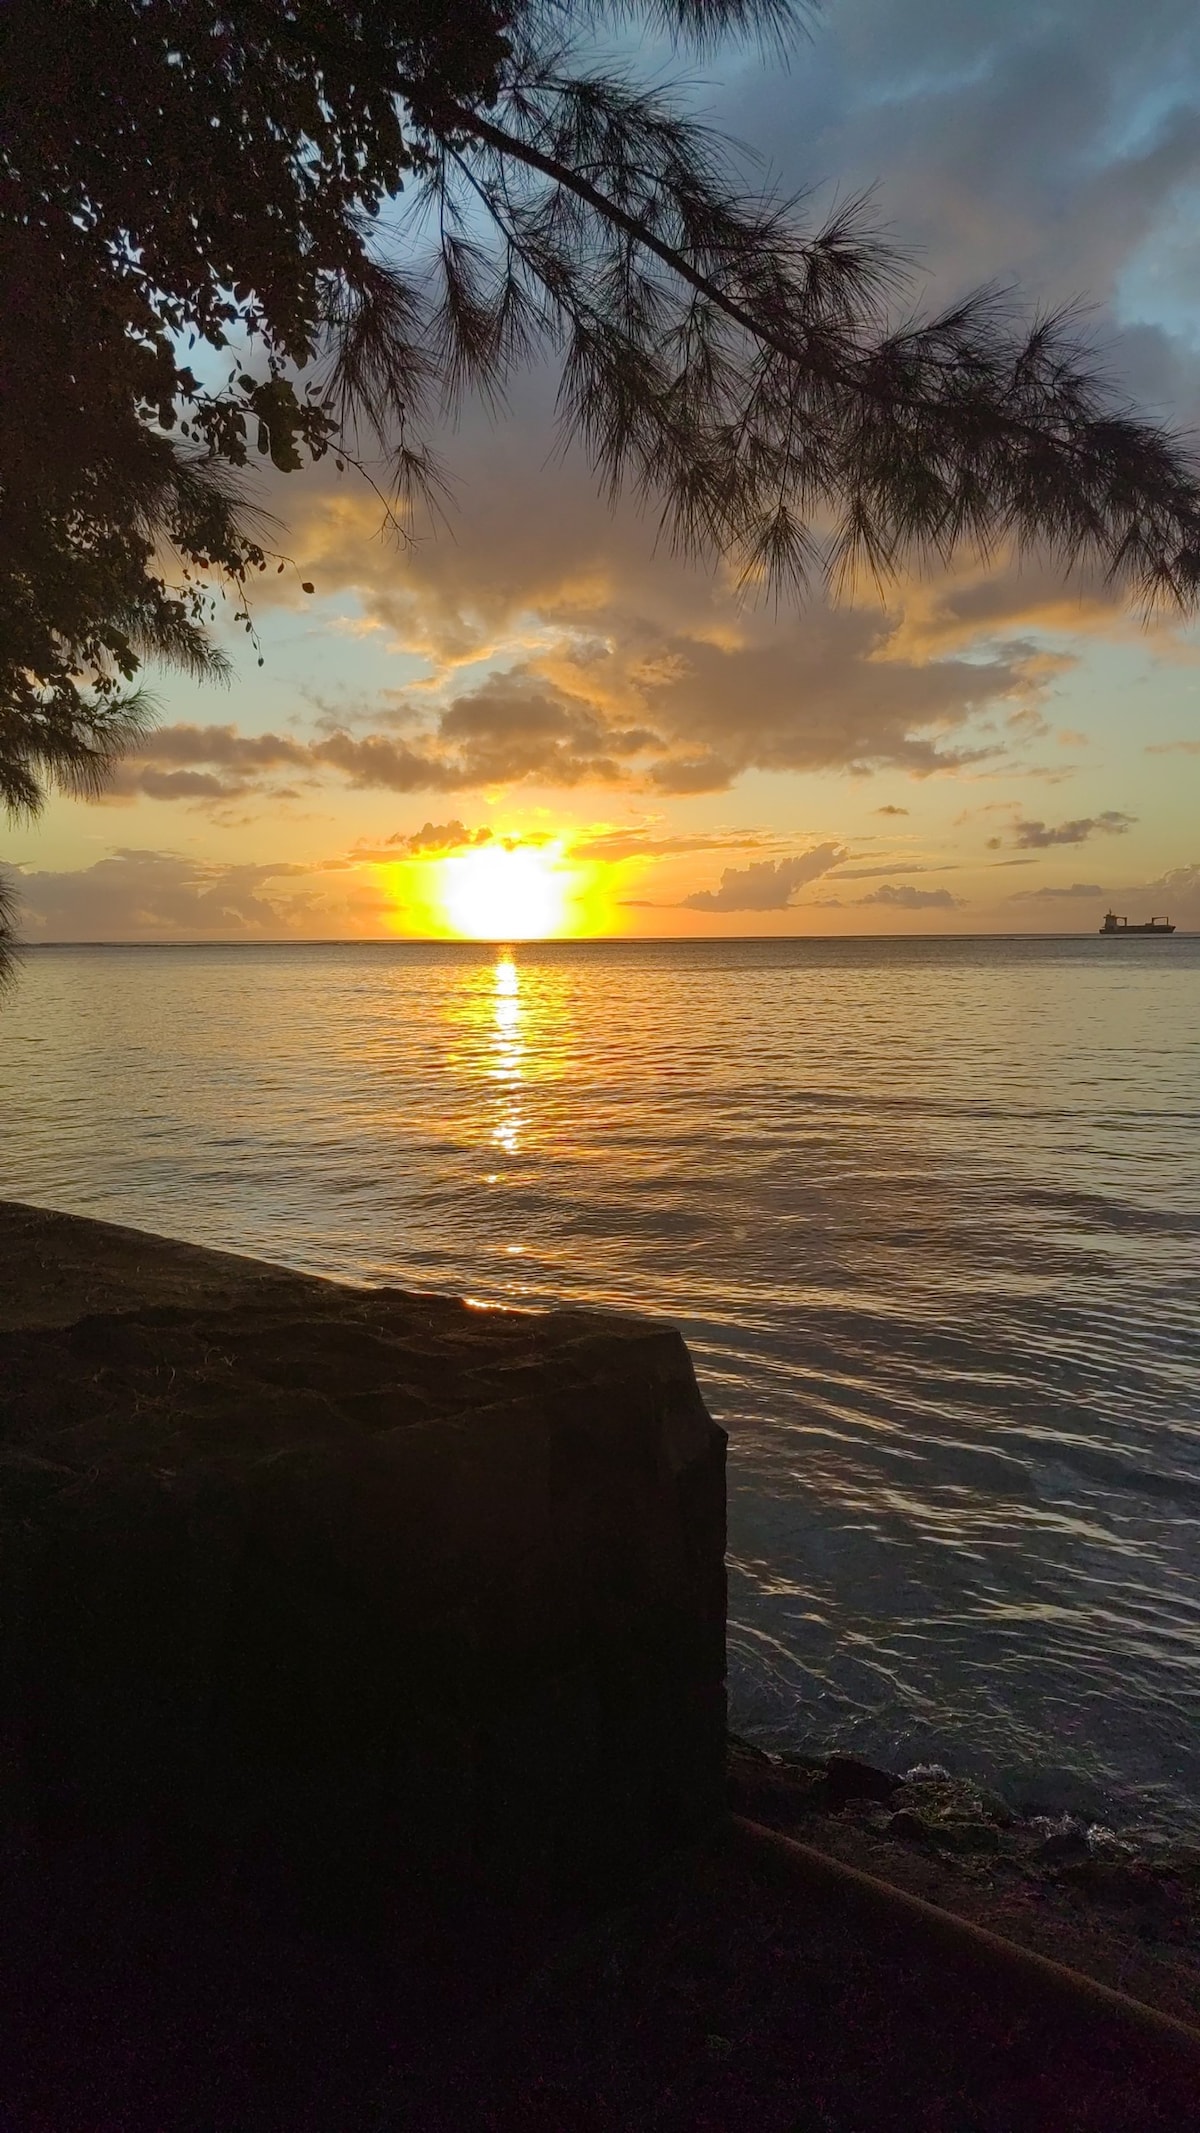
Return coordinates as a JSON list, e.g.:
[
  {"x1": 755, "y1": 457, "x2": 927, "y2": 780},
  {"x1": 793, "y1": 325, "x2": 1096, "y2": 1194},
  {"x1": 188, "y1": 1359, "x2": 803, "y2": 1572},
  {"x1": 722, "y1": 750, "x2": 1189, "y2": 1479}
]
[{"x1": 0, "y1": 1200, "x2": 727, "y2": 1921}]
